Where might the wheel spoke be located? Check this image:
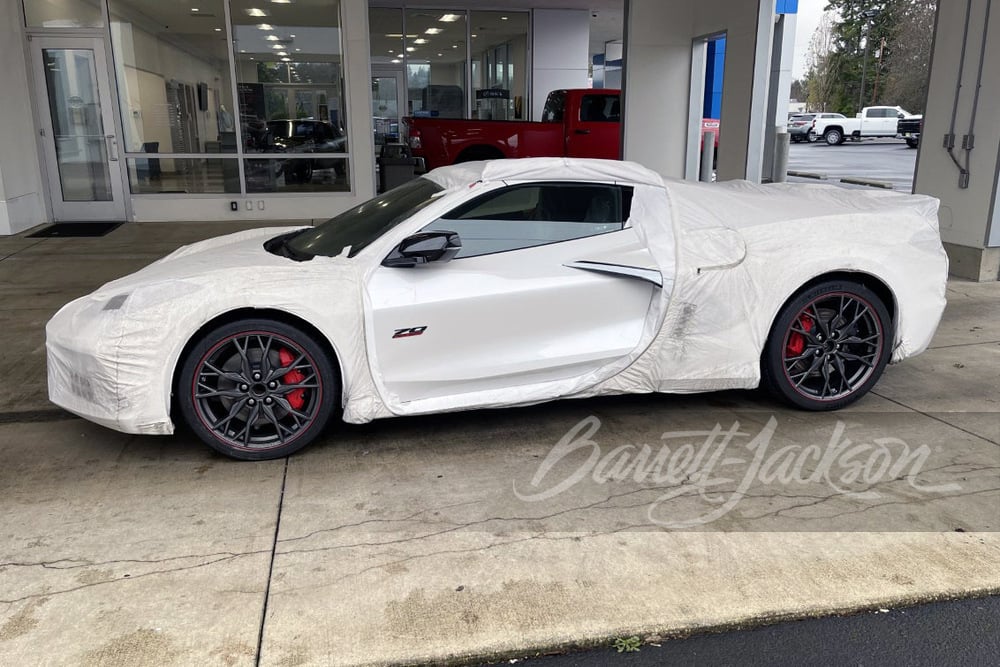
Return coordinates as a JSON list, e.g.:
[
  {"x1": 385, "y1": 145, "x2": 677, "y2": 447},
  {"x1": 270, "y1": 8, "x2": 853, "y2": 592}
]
[
  {"x1": 833, "y1": 354, "x2": 852, "y2": 394},
  {"x1": 202, "y1": 361, "x2": 245, "y2": 385},
  {"x1": 242, "y1": 403, "x2": 261, "y2": 447},
  {"x1": 257, "y1": 335, "x2": 274, "y2": 377},
  {"x1": 262, "y1": 403, "x2": 289, "y2": 444},
  {"x1": 211, "y1": 397, "x2": 248, "y2": 432},
  {"x1": 232, "y1": 337, "x2": 253, "y2": 379},
  {"x1": 839, "y1": 351, "x2": 876, "y2": 367},
  {"x1": 195, "y1": 386, "x2": 244, "y2": 400},
  {"x1": 794, "y1": 355, "x2": 826, "y2": 387},
  {"x1": 267, "y1": 351, "x2": 307, "y2": 381}
]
